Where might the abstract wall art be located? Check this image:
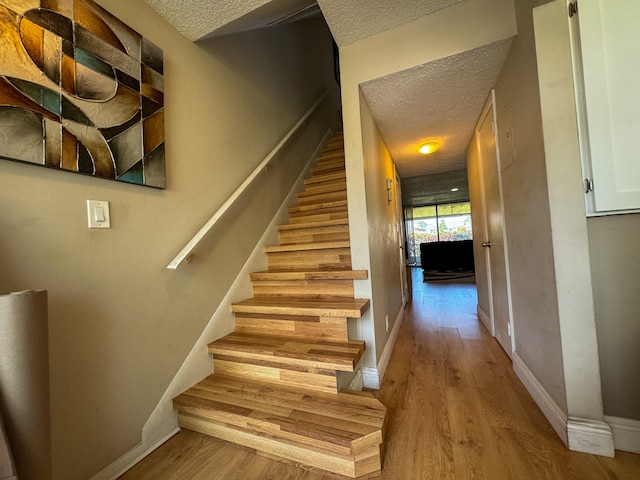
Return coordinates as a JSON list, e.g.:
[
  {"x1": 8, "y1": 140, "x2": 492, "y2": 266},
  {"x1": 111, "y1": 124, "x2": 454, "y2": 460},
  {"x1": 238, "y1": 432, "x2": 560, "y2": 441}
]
[{"x1": 0, "y1": 0, "x2": 165, "y2": 188}]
